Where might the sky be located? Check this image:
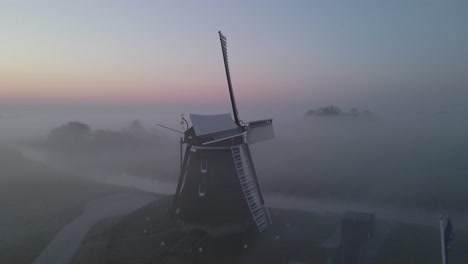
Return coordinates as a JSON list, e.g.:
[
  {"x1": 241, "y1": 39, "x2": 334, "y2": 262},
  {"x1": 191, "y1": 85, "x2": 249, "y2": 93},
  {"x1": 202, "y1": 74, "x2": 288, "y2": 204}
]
[{"x1": 1, "y1": 0, "x2": 467, "y2": 112}]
